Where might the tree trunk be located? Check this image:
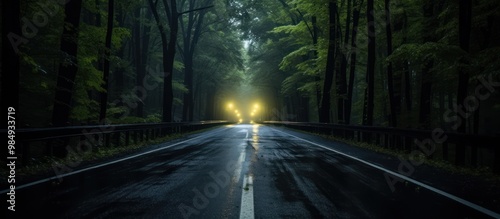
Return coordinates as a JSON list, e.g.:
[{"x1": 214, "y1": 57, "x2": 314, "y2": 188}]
[
  {"x1": 2, "y1": 0, "x2": 21, "y2": 126},
  {"x1": 133, "y1": 8, "x2": 144, "y2": 117},
  {"x1": 419, "y1": 0, "x2": 439, "y2": 129},
  {"x1": 455, "y1": 0, "x2": 472, "y2": 165},
  {"x1": 401, "y1": 9, "x2": 412, "y2": 112},
  {"x1": 319, "y1": 1, "x2": 337, "y2": 123},
  {"x1": 112, "y1": 6, "x2": 127, "y2": 101},
  {"x1": 205, "y1": 88, "x2": 215, "y2": 120},
  {"x1": 403, "y1": 62, "x2": 412, "y2": 111},
  {"x1": 149, "y1": 0, "x2": 178, "y2": 122},
  {"x1": 133, "y1": 8, "x2": 153, "y2": 118},
  {"x1": 182, "y1": 57, "x2": 194, "y2": 121},
  {"x1": 337, "y1": 0, "x2": 351, "y2": 124},
  {"x1": 363, "y1": 0, "x2": 375, "y2": 126},
  {"x1": 180, "y1": 1, "x2": 209, "y2": 121},
  {"x1": 163, "y1": 0, "x2": 178, "y2": 123},
  {"x1": 312, "y1": 16, "x2": 322, "y2": 113},
  {"x1": 300, "y1": 96, "x2": 309, "y2": 122},
  {"x1": 385, "y1": 0, "x2": 397, "y2": 127},
  {"x1": 52, "y1": 0, "x2": 84, "y2": 126},
  {"x1": 140, "y1": 10, "x2": 152, "y2": 113},
  {"x1": 418, "y1": 65, "x2": 432, "y2": 128},
  {"x1": 346, "y1": 0, "x2": 361, "y2": 125},
  {"x1": 99, "y1": 0, "x2": 114, "y2": 123}
]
